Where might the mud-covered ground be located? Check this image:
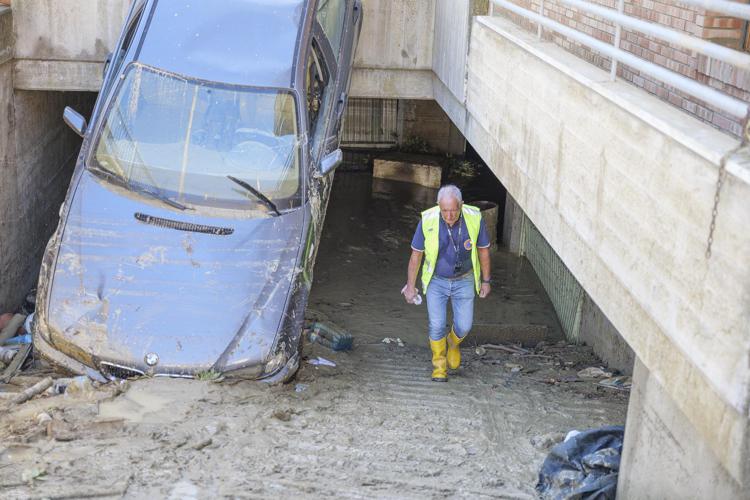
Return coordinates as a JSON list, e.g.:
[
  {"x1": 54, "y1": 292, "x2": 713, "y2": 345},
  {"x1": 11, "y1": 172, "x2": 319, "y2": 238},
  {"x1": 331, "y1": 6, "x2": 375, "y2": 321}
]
[{"x1": 0, "y1": 171, "x2": 629, "y2": 498}]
